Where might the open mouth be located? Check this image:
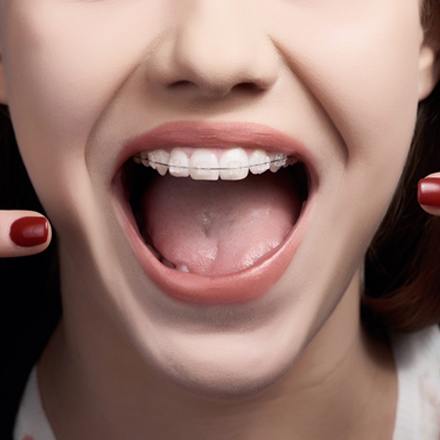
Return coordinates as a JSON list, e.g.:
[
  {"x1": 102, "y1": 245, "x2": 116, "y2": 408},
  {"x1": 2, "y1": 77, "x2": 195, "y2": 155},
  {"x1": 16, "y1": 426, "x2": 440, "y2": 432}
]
[
  {"x1": 110, "y1": 121, "x2": 318, "y2": 305},
  {"x1": 120, "y1": 151, "x2": 310, "y2": 277},
  {"x1": 117, "y1": 151, "x2": 310, "y2": 278}
]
